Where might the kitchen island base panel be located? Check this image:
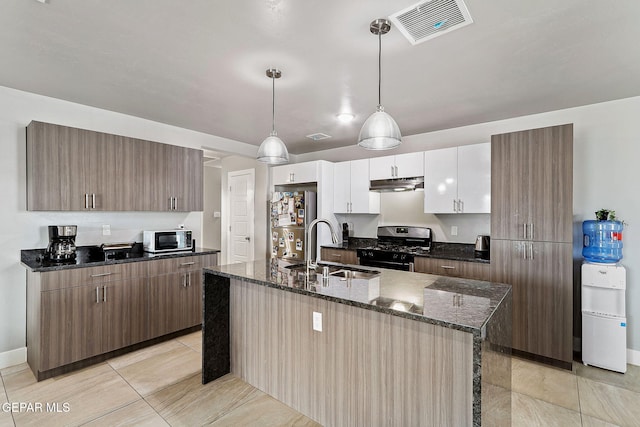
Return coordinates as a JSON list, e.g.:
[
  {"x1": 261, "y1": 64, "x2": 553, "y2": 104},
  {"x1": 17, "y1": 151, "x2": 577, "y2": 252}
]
[
  {"x1": 225, "y1": 278, "x2": 473, "y2": 426},
  {"x1": 201, "y1": 274, "x2": 230, "y2": 384}
]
